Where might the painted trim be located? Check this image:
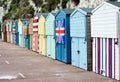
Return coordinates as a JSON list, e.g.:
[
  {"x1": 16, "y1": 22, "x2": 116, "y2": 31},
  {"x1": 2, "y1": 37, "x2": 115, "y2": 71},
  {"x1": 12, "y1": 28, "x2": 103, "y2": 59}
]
[
  {"x1": 92, "y1": 2, "x2": 119, "y2": 13},
  {"x1": 110, "y1": 38, "x2": 112, "y2": 78},
  {"x1": 55, "y1": 9, "x2": 66, "y2": 18},
  {"x1": 114, "y1": 38, "x2": 116, "y2": 79},
  {"x1": 70, "y1": 8, "x2": 87, "y2": 17},
  {"x1": 46, "y1": 13, "x2": 55, "y2": 21}
]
